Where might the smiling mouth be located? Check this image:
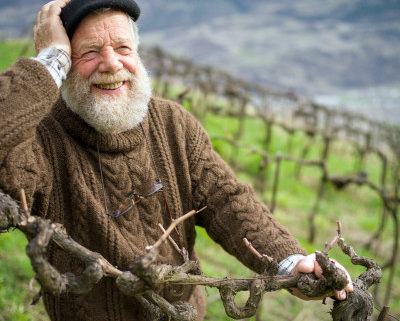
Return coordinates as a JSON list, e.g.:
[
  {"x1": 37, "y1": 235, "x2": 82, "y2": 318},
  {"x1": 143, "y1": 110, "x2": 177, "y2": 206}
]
[{"x1": 94, "y1": 81, "x2": 125, "y2": 90}]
